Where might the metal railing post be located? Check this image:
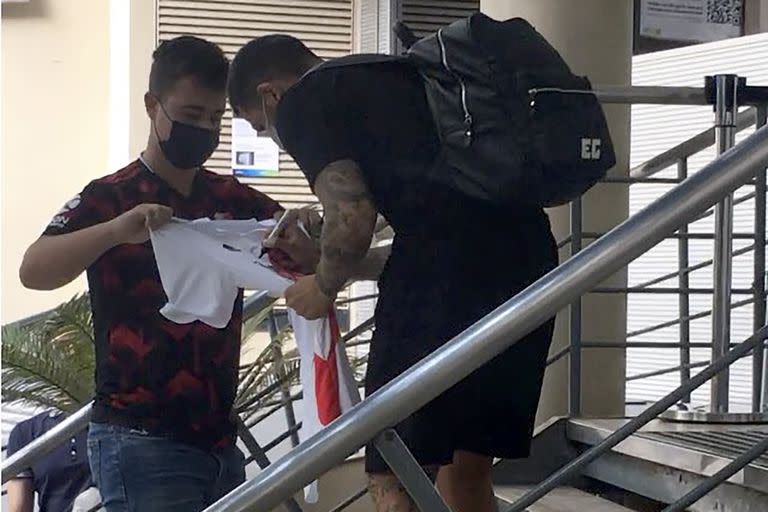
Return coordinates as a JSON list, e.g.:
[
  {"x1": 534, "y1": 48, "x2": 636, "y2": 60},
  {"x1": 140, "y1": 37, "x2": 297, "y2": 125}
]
[
  {"x1": 754, "y1": 105, "x2": 767, "y2": 412},
  {"x1": 678, "y1": 158, "x2": 692, "y2": 403},
  {"x1": 711, "y1": 74, "x2": 739, "y2": 413},
  {"x1": 569, "y1": 197, "x2": 583, "y2": 416}
]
